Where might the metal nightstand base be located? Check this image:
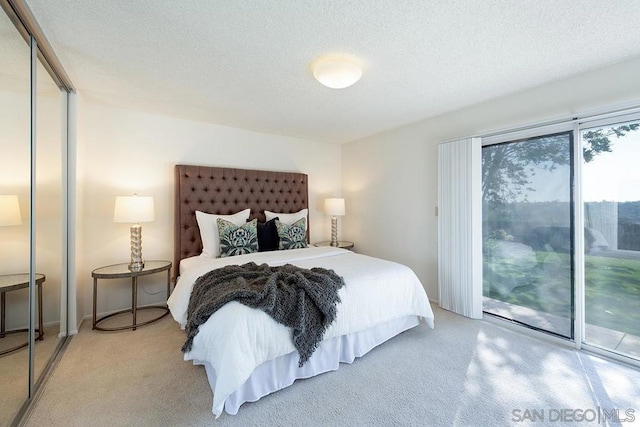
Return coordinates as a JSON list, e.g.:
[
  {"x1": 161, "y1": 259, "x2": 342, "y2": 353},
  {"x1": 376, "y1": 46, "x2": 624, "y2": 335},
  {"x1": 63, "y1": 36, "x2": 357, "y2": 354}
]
[{"x1": 93, "y1": 305, "x2": 169, "y2": 331}]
